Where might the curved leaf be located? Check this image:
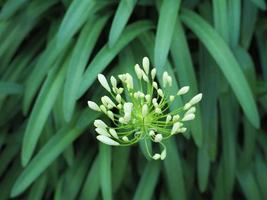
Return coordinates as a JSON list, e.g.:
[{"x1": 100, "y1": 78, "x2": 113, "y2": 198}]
[{"x1": 180, "y1": 9, "x2": 260, "y2": 128}]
